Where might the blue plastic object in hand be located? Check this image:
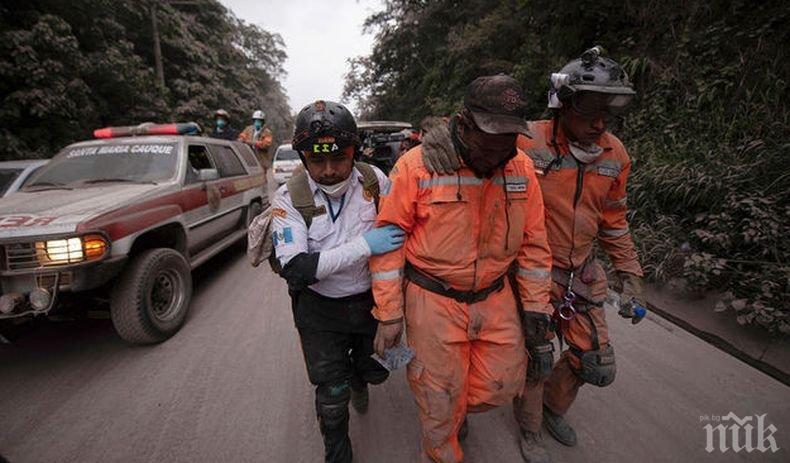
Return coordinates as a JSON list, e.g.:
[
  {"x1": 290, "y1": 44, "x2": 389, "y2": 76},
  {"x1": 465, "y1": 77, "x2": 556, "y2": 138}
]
[
  {"x1": 619, "y1": 299, "x2": 647, "y2": 325},
  {"x1": 363, "y1": 224, "x2": 406, "y2": 255}
]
